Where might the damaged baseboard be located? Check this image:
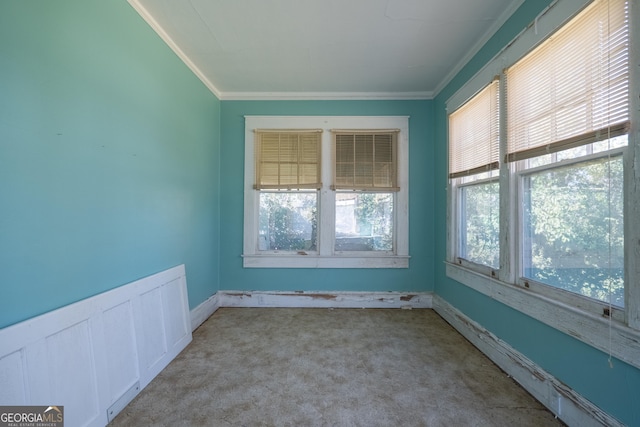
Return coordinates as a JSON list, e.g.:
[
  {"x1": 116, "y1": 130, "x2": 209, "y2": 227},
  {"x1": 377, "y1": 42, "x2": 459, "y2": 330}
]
[
  {"x1": 432, "y1": 295, "x2": 622, "y2": 427},
  {"x1": 217, "y1": 290, "x2": 432, "y2": 309},
  {"x1": 190, "y1": 291, "x2": 432, "y2": 330}
]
